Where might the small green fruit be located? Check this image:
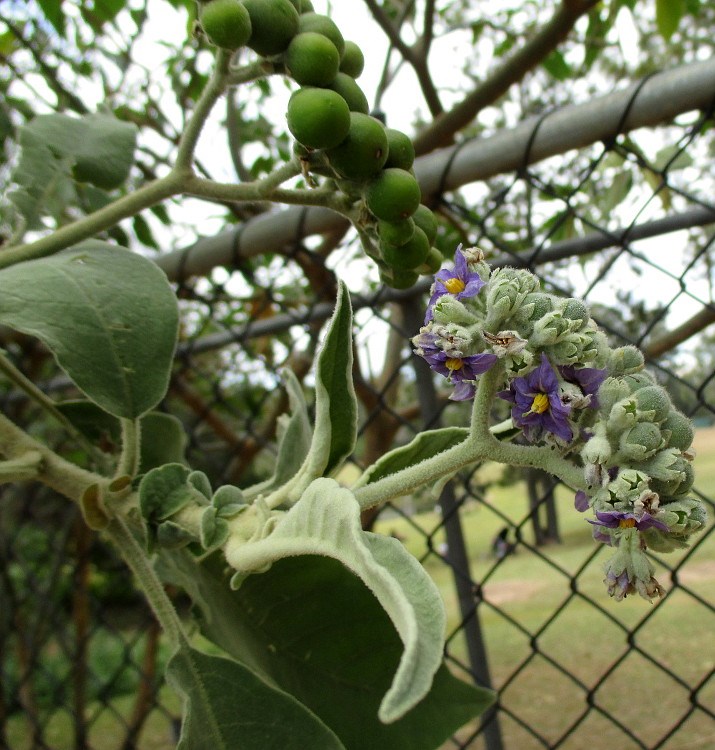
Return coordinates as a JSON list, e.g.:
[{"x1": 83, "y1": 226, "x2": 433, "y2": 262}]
[
  {"x1": 418, "y1": 246, "x2": 444, "y2": 274},
  {"x1": 339, "y1": 40, "x2": 365, "y2": 78},
  {"x1": 412, "y1": 204, "x2": 438, "y2": 244},
  {"x1": 380, "y1": 267, "x2": 419, "y2": 290},
  {"x1": 381, "y1": 226, "x2": 430, "y2": 270},
  {"x1": 384, "y1": 128, "x2": 415, "y2": 171},
  {"x1": 327, "y1": 72, "x2": 369, "y2": 113},
  {"x1": 285, "y1": 31, "x2": 340, "y2": 86},
  {"x1": 243, "y1": 0, "x2": 299, "y2": 57},
  {"x1": 326, "y1": 113, "x2": 388, "y2": 180},
  {"x1": 200, "y1": 0, "x2": 252, "y2": 49},
  {"x1": 378, "y1": 218, "x2": 415, "y2": 247},
  {"x1": 287, "y1": 0, "x2": 313, "y2": 11},
  {"x1": 287, "y1": 88, "x2": 350, "y2": 149},
  {"x1": 298, "y1": 12, "x2": 345, "y2": 57},
  {"x1": 365, "y1": 167, "x2": 421, "y2": 222}
]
